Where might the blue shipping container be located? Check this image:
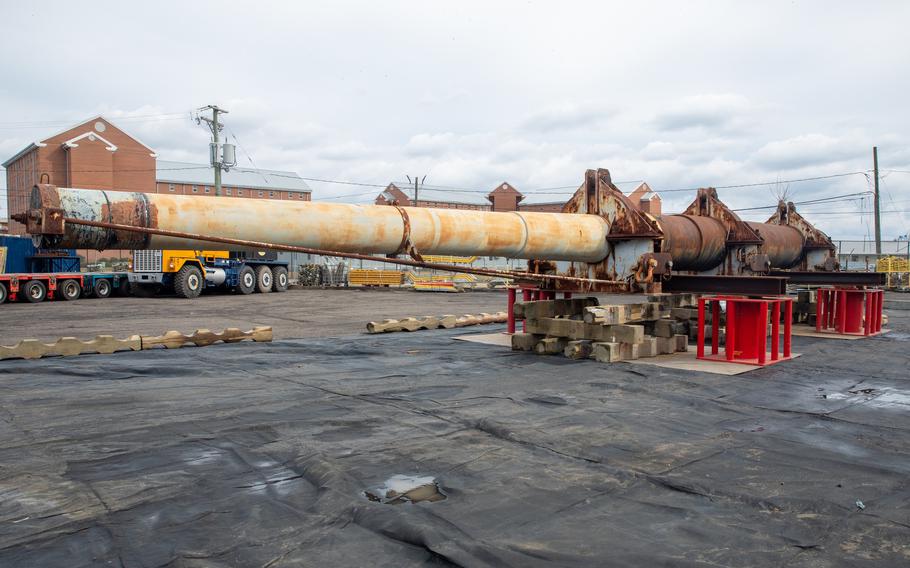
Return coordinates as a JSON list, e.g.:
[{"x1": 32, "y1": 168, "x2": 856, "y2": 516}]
[
  {"x1": 0, "y1": 235, "x2": 78, "y2": 273},
  {"x1": 0, "y1": 235, "x2": 35, "y2": 273}
]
